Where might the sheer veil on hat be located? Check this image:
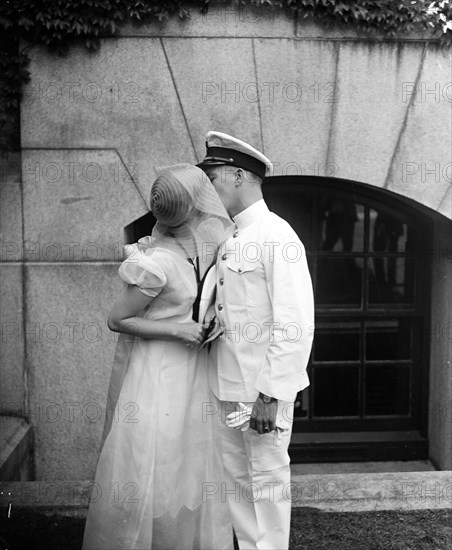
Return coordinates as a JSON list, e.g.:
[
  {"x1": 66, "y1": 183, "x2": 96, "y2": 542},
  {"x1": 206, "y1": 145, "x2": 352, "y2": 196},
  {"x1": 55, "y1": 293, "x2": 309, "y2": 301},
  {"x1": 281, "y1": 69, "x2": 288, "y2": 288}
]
[{"x1": 125, "y1": 164, "x2": 231, "y2": 261}]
